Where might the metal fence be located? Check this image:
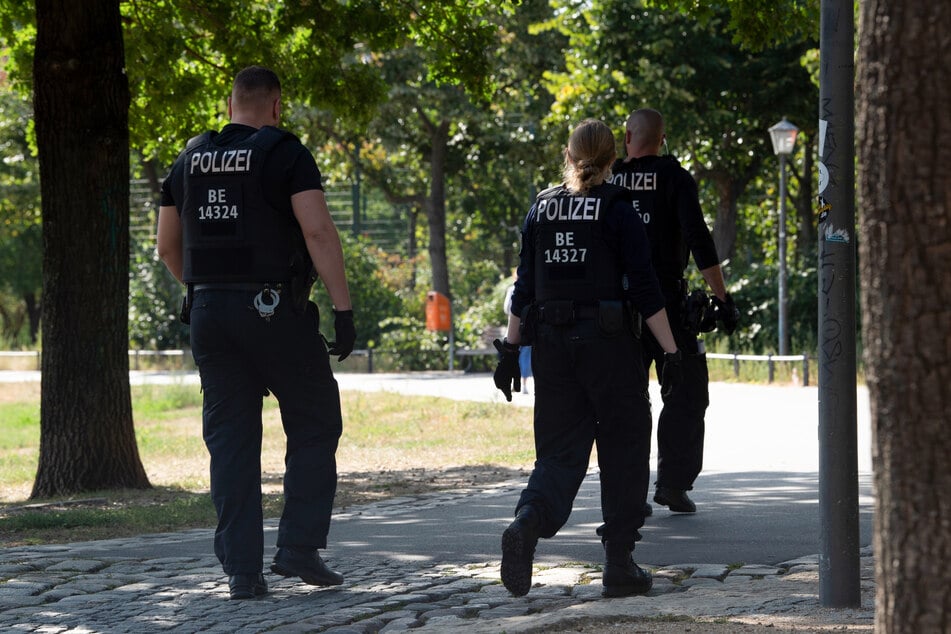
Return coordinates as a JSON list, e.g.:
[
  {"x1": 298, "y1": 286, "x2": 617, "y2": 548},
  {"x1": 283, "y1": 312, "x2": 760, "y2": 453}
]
[
  {"x1": 0, "y1": 350, "x2": 812, "y2": 385},
  {"x1": 707, "y1": 352, "x2": 810, "y2": 386}
]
